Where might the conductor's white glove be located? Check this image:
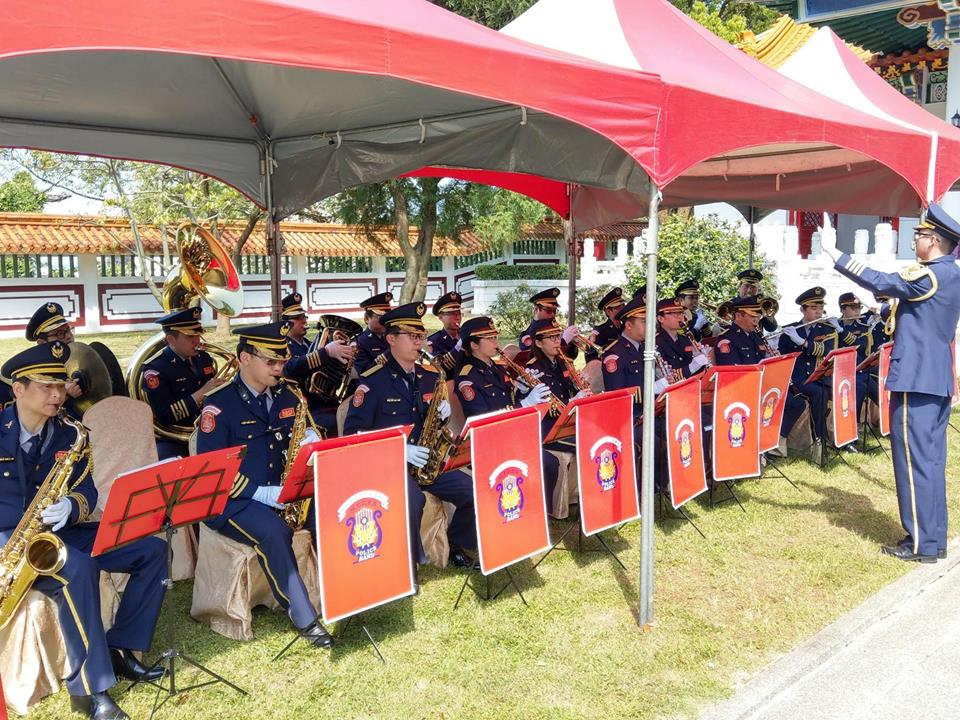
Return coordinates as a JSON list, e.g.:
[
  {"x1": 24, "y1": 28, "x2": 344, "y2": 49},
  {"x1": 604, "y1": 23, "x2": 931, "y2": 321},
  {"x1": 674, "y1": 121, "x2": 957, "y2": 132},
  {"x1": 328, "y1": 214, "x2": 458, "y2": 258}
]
[
  {"x1": 299, "y1": 428, "x2": 321, "y2": 447},
  {"x1": 406, "y1": 444, "x2": 431, "y2": 469},
  {"x1": 561, "y1": 326, "x2": 579, "y2": 344},
  {"x1": 654, "y1": 378, "x2": 669, "y2": 395},
  {"x1": 253, "y1": 486, "x2": 283, "y2": 509},
  {"x1": 688, "y1": 353, "x2": 710, "y2": 373},
  {"x1": 820, "y1": 231, "x2": 840, "y2": 262},
  {"x1": 693, "y1": 309, "x2": 709, "y2": 331},
  {"x1": 520, "y1": 383, "x2": 552, "y2": 407},
  {"x1": 41, "y1": 498, "x2": 72, "y2": 531},
  {"x1": 438, "y1": 399, "x2": 452, "y2": 421},
  {"x1": 782, "y1": 326, "x2": 805, "y2": 347}
]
